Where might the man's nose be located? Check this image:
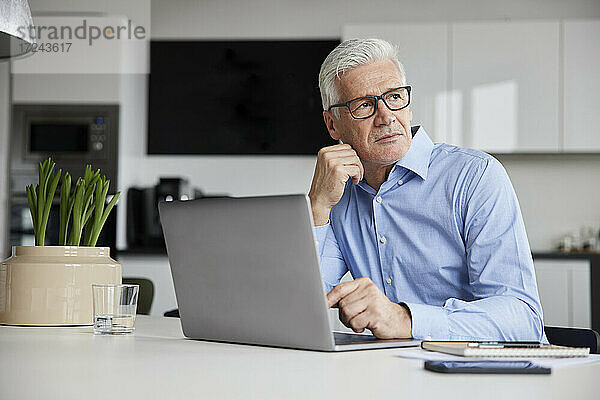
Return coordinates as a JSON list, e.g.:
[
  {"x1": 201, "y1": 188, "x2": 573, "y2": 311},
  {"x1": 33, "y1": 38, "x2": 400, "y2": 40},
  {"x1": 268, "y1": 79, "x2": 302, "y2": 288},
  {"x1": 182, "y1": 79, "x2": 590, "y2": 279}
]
[{"x1": 373, "y1": 98, "x2": 396, "y2": 126}]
